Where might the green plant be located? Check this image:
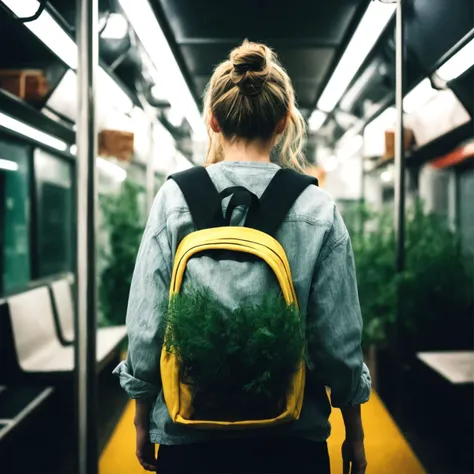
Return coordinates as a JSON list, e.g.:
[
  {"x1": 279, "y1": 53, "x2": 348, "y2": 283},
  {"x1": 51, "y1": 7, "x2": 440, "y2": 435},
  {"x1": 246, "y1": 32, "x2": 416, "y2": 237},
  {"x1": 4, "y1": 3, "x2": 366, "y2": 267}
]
[
  {"x1": 99, "y1": 179, "x2": 145, "y2": 326},
  {"x1": 160, "y1": 288, "x2": 306, "y2": 421},
  {"x1": 401, "y1": 201, "x2": 473, "y2": 351},
  {"x1": 343, "y1": 200, "x2": 473, "y2": 352},
  {"x1": 343, "y1": 203, "x2": 398, "y2": 349}
]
